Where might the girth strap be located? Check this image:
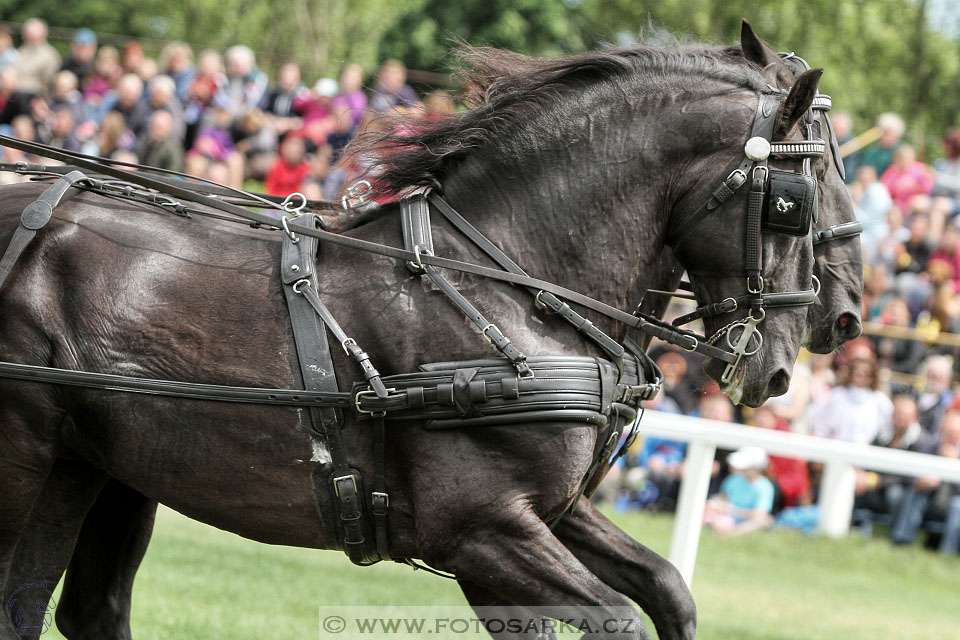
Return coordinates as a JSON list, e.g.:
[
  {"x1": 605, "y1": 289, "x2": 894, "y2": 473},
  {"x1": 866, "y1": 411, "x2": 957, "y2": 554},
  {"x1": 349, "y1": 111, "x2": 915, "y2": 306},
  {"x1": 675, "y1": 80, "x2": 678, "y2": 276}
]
[{"x1": 0, "y1": 170, "x2": 85, "y2": 290}]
